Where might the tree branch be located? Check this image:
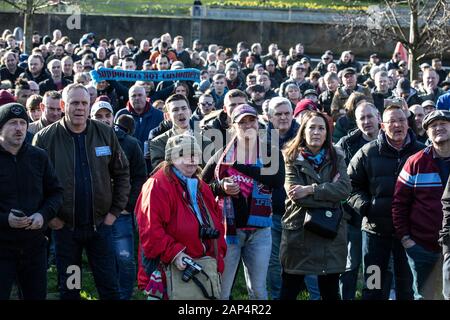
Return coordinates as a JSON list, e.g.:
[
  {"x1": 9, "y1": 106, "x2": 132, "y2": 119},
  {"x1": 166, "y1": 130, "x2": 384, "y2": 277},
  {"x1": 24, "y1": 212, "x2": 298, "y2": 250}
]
[
  {"x1": 1, "y1": 0, "x2": 25, "y2": 11},
  {"x1": 384, "y1": 0, "x2": 409, "y2": 43}
]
